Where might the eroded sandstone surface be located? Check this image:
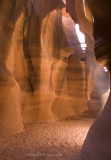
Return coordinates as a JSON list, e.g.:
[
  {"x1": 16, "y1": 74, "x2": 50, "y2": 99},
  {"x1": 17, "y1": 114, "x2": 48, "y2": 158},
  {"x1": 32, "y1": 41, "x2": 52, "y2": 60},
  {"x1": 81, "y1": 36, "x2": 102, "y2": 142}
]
[
  {"x1": 65, "y1": 0, "x2": 111, "y2": 159},
  {"x1": 0, "y1": 0, "x2": 110, "y2": 135}
]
